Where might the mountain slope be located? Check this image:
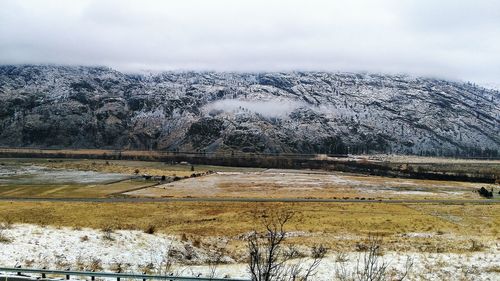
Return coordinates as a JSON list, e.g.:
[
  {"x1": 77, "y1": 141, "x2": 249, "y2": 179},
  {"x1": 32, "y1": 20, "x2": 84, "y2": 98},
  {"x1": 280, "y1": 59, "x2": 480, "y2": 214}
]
[{"x1": 0, "y1": 65, "x2": 499, "y2": 157}]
